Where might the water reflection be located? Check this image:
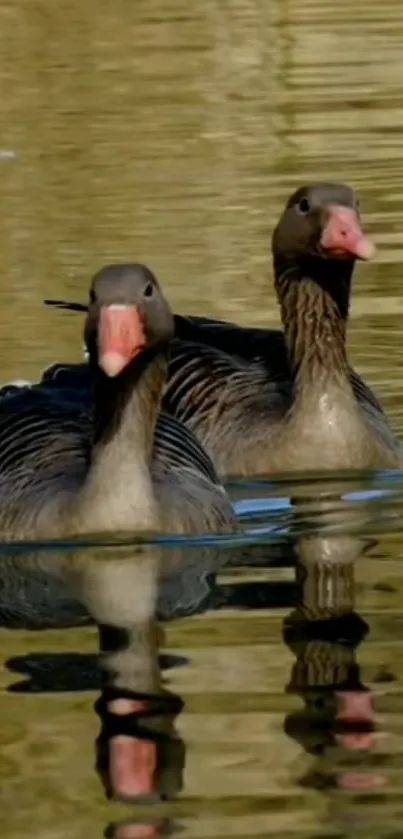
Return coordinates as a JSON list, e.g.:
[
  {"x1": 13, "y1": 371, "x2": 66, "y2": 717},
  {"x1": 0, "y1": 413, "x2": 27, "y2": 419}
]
[
  {"x1": 284, "y1": 479, "x2": 383, "y2": 785},
  {"x1": 2, "y1": 542, "x2": 186, "y2": 837},
  {"x1": 72, "y1": 550, "x2": 182, "y2": 805},
  {"x1": 1, "y1": 473, "x2": 403, "y2": 836},
  {"x1": 0, "y1": 500, "x2": 292, "y2": 837},
  {"x1": 105, "y1": 817, "x2": 178, "y2": 839},
  {"x1": 284, "y1": 555, "x2": 377, "y2": 779},
  {"x1": 280, "y1": 517, "x2": 397, "y2": 839}
]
